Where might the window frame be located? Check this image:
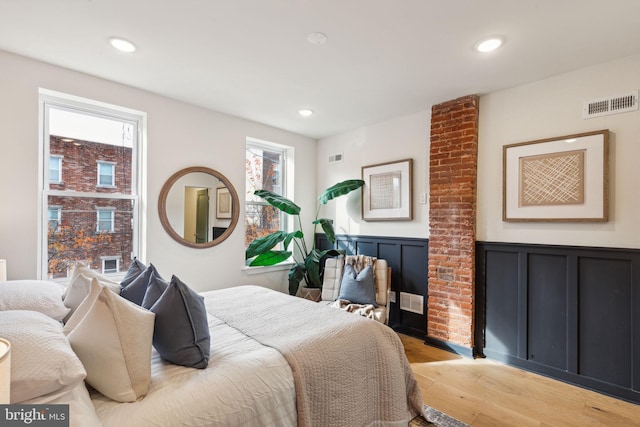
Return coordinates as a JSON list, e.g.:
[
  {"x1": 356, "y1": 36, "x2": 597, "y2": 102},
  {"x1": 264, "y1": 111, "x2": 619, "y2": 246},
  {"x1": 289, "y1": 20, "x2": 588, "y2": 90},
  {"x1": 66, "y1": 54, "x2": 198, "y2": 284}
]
[
  {"x1": 244, "y1": 137, "x2": 294, "y2": 258},
  {"x1": 38, "y1": 89, "x2": 147, "y2": 280}
]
